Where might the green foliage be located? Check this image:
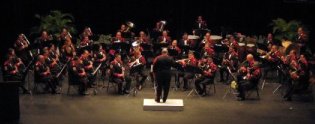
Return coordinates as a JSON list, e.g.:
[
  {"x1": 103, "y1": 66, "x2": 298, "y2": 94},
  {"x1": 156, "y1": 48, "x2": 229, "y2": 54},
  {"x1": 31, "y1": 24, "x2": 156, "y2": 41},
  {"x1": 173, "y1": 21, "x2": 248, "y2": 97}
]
[
  {"x1": 94, "y1": 34, "x2": 112, "y2": 44},
  {"x1": 31, "y1": 10, "x2": 76, "y2": 37},
  {"x1": 270, "y1": 18, "x2": 300, "y2": 42}
]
